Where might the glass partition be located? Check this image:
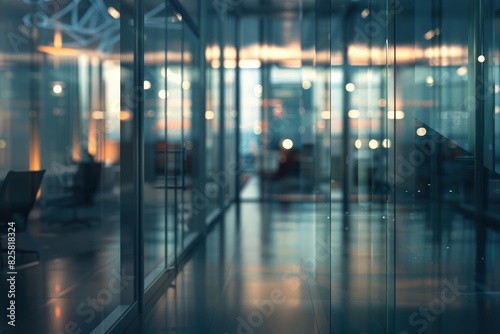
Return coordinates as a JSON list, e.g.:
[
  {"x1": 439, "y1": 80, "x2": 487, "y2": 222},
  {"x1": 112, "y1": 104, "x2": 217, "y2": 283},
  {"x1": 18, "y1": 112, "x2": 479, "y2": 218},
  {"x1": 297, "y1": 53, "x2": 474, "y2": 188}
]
[
  {"x1": 0, "y1": 0, "x2": 137, "y2": 332},
  {"x1": 239, "y1": 17, "x2": 262, "y2": 201},
  {"x1": 181, "y1": 21, "x2": 202, "y2": 248},
  {"x1": 224, "y1": 15, "x2": 237, "y2": 205},
  {"x1": 392, "y1": 0, "x2": 500, "y2": 333},
  {"x1": 313, "y1": 1, "x2": 332, "y2": 333},
  {"x1": 165, "y1": 7, "x2": 184, "y2": 259},
  {"x1": 205, "y1": 5, "x2": 222, "y2": 219},
  {"x1": 144, "y1": 0, "x2": 168, "y2": 287},
  {"x1": 328, "y1": 1, "x2": 391, "y2": 332},
  {"x1": 3, "y1": 0, "x2": 500, "y2": 333},
  {"x1": 236, "y1": 2, "x2": 333, "y2": 332}
]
